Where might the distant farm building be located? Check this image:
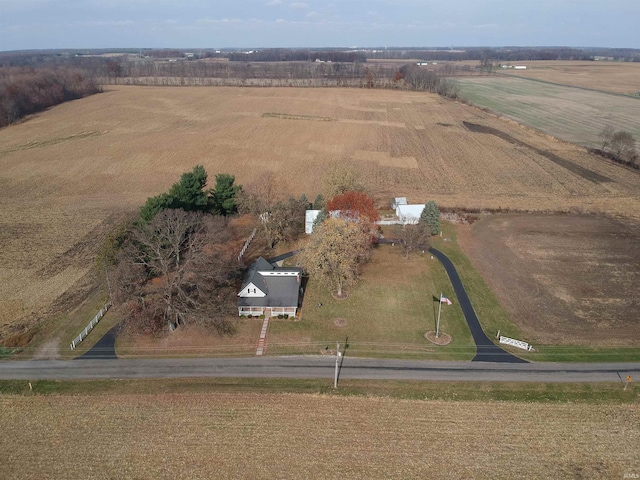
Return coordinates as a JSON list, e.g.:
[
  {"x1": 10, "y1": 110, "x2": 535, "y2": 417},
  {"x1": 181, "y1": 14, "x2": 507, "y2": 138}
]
[{"x1": 514, "y1": 65, "x2": 527, "y2": 70}]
